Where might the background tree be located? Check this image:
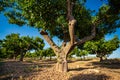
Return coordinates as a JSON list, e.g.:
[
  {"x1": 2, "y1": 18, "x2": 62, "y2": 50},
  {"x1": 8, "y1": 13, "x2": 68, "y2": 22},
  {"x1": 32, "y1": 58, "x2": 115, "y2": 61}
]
[
  {"x1": 0, "y1": 0, "x2": 120, "y2": 72},
  {"x1": 45, "y1": 48, "x2": 55, "y2": 60},
  {"x1": 0, "y1": 40, "x2": 6, "y2": 58},
  {"x1": 84, "y1": 36, "x2": 120, "y2": 62},
  {"x1": 79, "y1": 50, "x2": 88, "y2": 60},
  {"x1": 69, "y1": 47, "x2": 88, "y2": 60},
  {"x1": 1, "y1": 33, "x2": 20, "y2": 59},
  {"x1": 1, "y1": 33, "x2": 44, "y2": 61}
]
